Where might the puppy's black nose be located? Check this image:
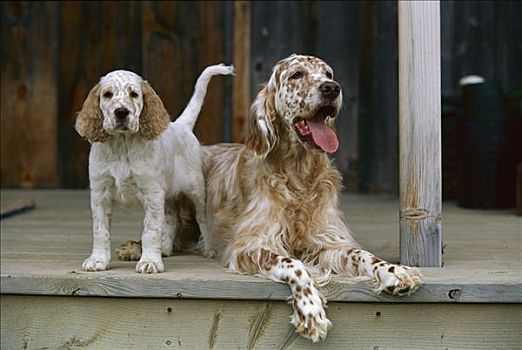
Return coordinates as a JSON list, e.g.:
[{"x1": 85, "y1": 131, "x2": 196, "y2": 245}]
[
  {"x1": 114, "y1": 107, "x2": 130, "y2": 120},
  {"x1": 319, "y1": 81, "x2": 341, "y2": 98}
]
